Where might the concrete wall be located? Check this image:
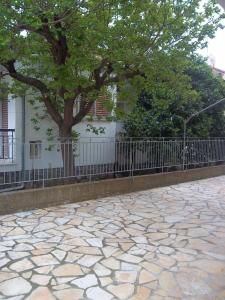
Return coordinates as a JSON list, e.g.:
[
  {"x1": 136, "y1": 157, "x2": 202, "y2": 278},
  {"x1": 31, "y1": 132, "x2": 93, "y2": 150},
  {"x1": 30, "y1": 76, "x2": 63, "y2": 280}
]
[{"x1": 0, "y1": 165, "x2": 224, "y2": 215}]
